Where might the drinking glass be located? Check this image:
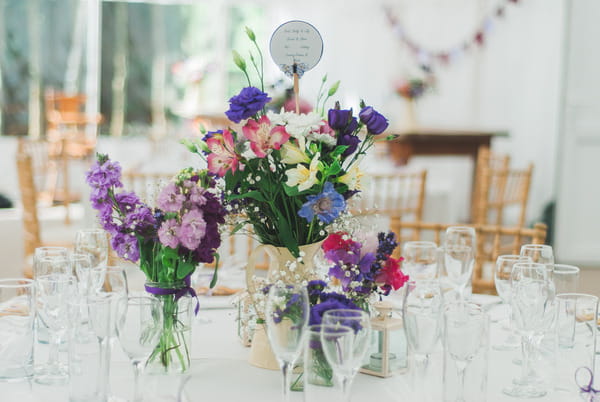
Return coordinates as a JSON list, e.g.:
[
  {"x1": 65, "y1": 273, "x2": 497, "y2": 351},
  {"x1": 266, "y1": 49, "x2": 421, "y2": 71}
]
[
  {"x1": 402, "y1": 280, "x2": 443, "y2": 398},
  {"x1": 552, "y1": 264, "x2": 580, "y2": 294},
  {"x1": 116, "y1": 296, "x2": 163, "y2": 402},
  {"x1": 321, "y1": 309, "x2": 371, "y2": 401},
  {"x1": 35, "y1": 274, "x2": 77, "y2": 385},
  {"x1": 503, "y1": 262, "x2": 554, "y2": 398},
  {"x1": 402, "y1": 241, "x2": 438, "y2": 280},
  {"x1": 443, "y1": 226, "x2": 476, "y2": 302},
  {"x1": 555, "y1": 294, "x2": 598, "y2": 394},
  {"x1": 71, "y1": 253, "x2": 94, "y2": 296},
  {"x1": 68, "y1": 295, "x2": 112, "y2": 402},
  {"x1": 0, "y1": 279, "x2": 35, "y2": 381},
  {"x1": 318, "y1": 325, "x2": 354, "y2": 400},
  {"x1": 520, "y1": 244, "x2": 554, "y2": 273},
  {"x1": 493, "y1": 255, "x2": 530, "y2": 351},
  {"x1": 443, "y1": 303, "x2": 489, "y2": 402},
  {"x1": 265, "y1": 283, "x2": 309, "y2": 402},
  {"x1": 75, "y1": 229, "x2": 109, "y2": 269},
  {"x1": 33, "y1": 249, "x2": 70, "y2": 277}
]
